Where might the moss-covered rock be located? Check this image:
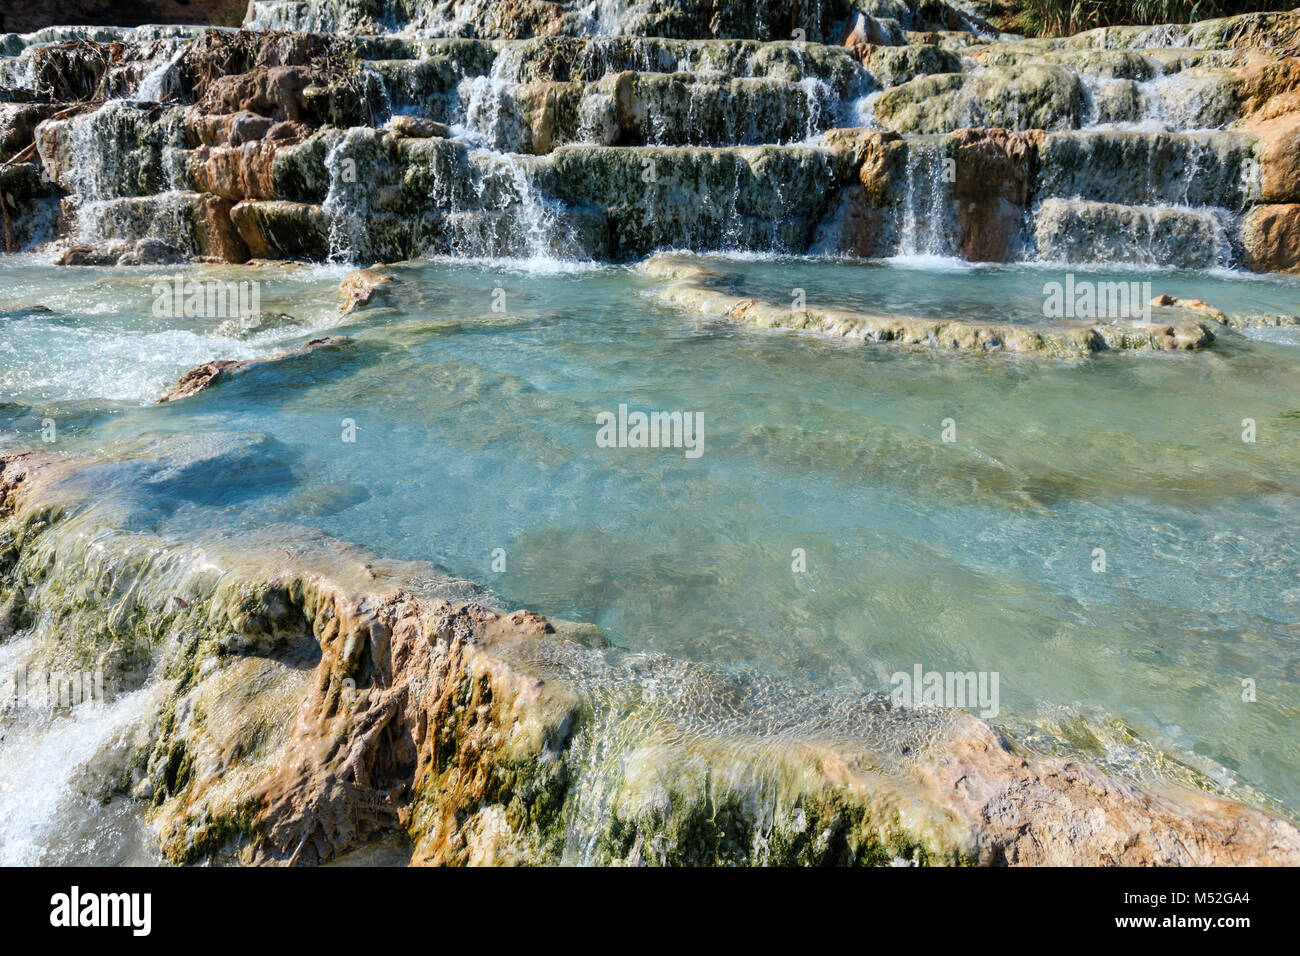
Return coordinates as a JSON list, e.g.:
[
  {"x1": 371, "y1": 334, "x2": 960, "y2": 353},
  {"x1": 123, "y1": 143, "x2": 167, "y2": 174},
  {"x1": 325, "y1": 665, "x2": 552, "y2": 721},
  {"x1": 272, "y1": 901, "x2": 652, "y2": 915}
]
[
  {"x1": 875, "y1": 64, "x2": 1083, "y2": 134},
  {"x1": 229, "y1": 198, "x2": 329, "y2": 259},
  {"x1": 1033, "y1": 197, "x2": 1236, "y2": 270}
]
